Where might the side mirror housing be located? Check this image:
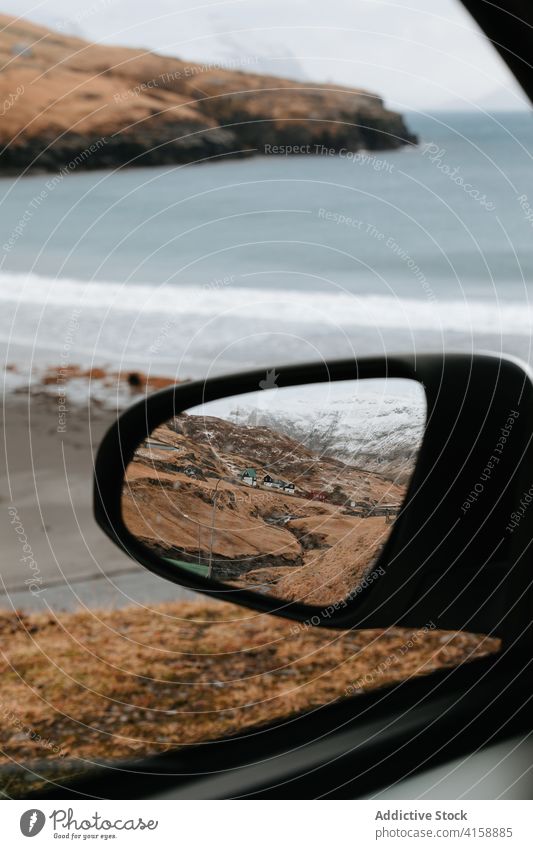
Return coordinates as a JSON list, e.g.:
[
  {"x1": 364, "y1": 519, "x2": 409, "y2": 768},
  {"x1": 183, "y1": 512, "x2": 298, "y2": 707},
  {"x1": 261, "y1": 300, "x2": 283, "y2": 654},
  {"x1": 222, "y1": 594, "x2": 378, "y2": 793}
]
[{"x1": 94, "y1": 353, "x2": 533, "y2": 648}]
